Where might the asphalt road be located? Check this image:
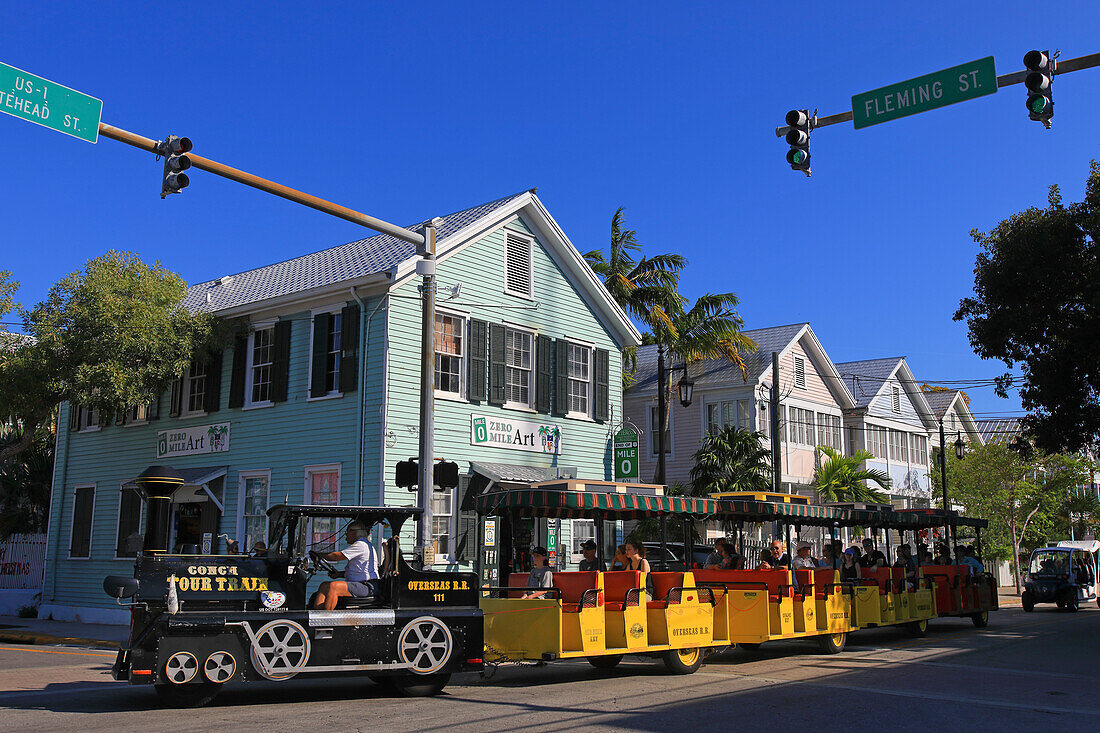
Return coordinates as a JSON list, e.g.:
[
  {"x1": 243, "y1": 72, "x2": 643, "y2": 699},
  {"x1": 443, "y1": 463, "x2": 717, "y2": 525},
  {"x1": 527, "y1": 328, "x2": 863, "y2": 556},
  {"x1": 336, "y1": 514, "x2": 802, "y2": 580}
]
[{"x1": 1, "y1": 605, "x2": 1098, "y2": 732}]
